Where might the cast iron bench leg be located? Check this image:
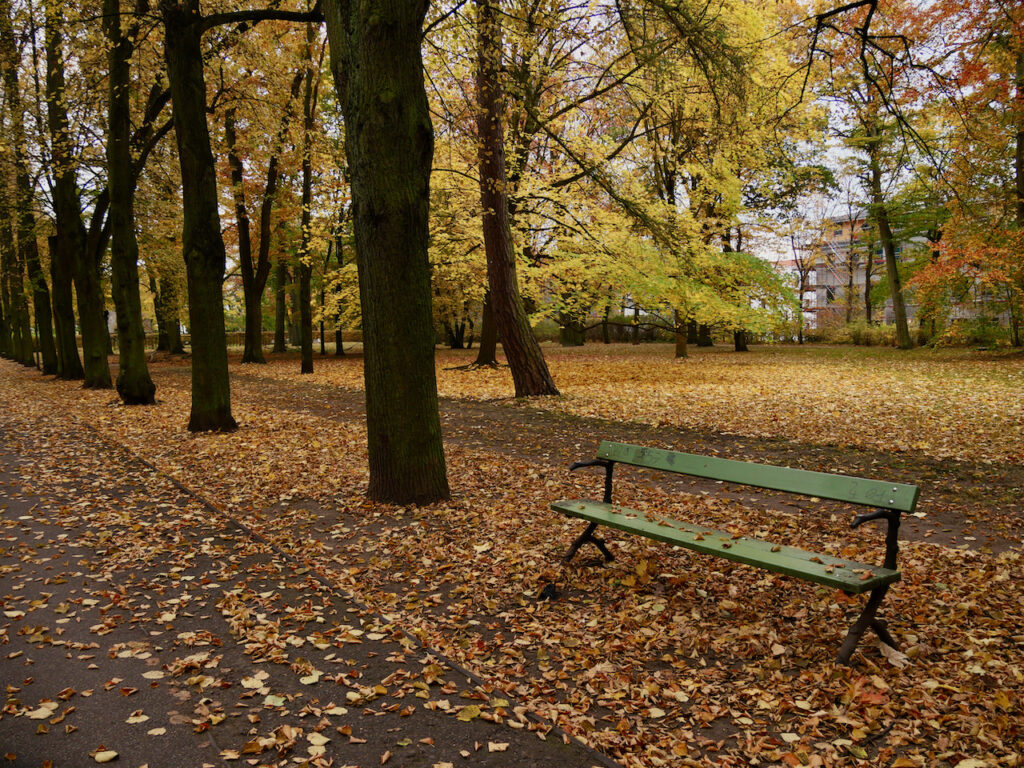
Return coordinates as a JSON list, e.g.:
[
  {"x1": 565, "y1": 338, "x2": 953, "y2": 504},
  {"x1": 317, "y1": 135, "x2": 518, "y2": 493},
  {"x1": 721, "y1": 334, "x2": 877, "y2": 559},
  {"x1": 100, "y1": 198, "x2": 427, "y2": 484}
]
[
  {"x1": 837, "y1": 585, "x2": 898, "y2": 664},
  {"x1": 562, "y1": 522, "x2": 614, "y2": 565}
]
